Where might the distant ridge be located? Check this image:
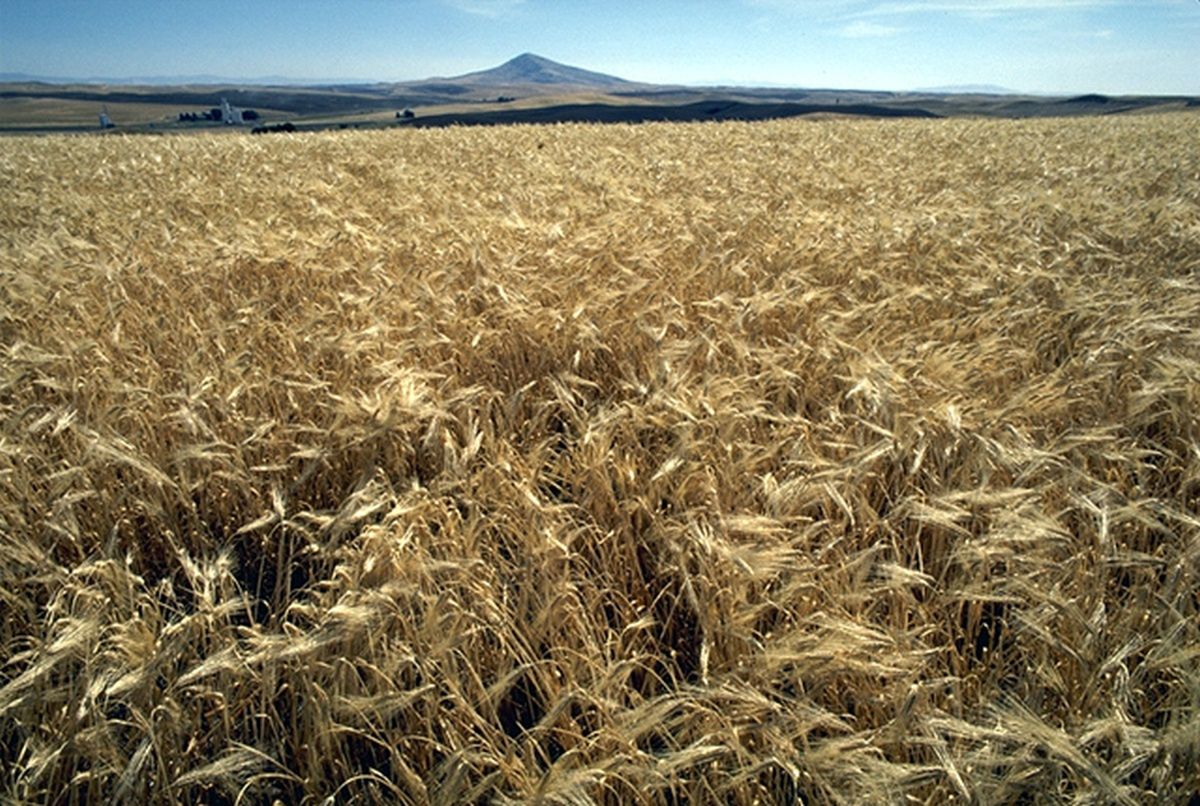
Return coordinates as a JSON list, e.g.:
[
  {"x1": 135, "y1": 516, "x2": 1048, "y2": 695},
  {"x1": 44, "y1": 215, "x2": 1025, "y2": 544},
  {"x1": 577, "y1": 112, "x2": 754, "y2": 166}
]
[
  {"x1": 0, "y1": 54, "x2": 635, "y2": 89},
  {"x1": 915, "y1": 83, "x2": 1018, "y2": 95},
  {"x1": 4, "y1": 53, "x2": 1194, "y2": 134},
  {"x1": 440, "y1": 53, "x2": 635, "y2": 89},
  {"x1": 0, "y1": 71, "x2": 377, "y2": 86}
]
